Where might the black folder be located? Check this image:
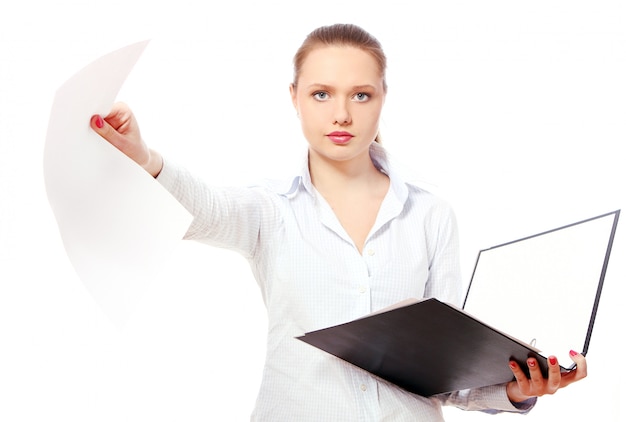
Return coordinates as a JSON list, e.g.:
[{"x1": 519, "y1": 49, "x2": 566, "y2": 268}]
[{"x1": 297, "y1": 210, "x2": 620, "y2": 397}]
